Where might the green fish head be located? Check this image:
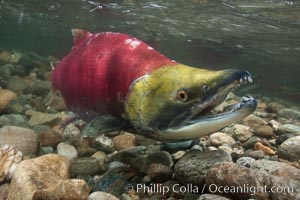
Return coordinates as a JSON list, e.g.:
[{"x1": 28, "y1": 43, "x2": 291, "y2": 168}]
[{"x1": 125, "y1": 64, "x2": 257, "y2": 142}]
